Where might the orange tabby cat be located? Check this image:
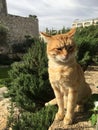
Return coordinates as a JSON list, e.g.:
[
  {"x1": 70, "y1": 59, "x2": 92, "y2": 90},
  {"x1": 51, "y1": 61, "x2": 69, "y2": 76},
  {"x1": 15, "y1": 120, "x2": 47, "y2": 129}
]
[{"x1": 40, "y1": 28, "x2": 91, "y2": 125}]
